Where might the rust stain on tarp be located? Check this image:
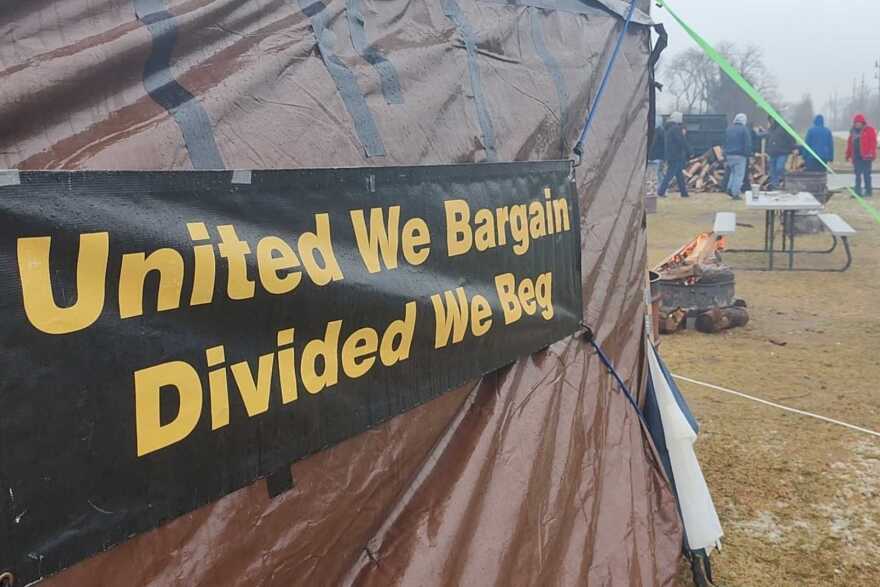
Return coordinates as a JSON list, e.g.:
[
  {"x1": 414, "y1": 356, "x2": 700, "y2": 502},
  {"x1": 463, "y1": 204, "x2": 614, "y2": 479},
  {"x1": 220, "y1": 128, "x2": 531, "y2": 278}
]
[{"x1": 1, "y1": 0, "x2": 683, "y2": 584}]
